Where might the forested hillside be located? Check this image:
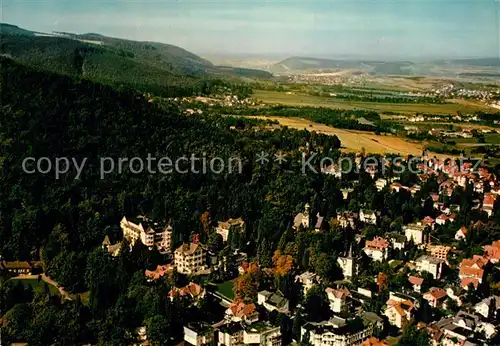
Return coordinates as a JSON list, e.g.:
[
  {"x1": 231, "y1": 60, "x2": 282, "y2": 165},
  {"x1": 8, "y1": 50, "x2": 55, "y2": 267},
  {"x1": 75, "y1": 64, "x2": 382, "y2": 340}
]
[
  {"x1": 0, "y1": 23, "x2": 272, "y2": 97},
  {"x1": 0, "y1": 56, "x2": 345, "y2": 344}
]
